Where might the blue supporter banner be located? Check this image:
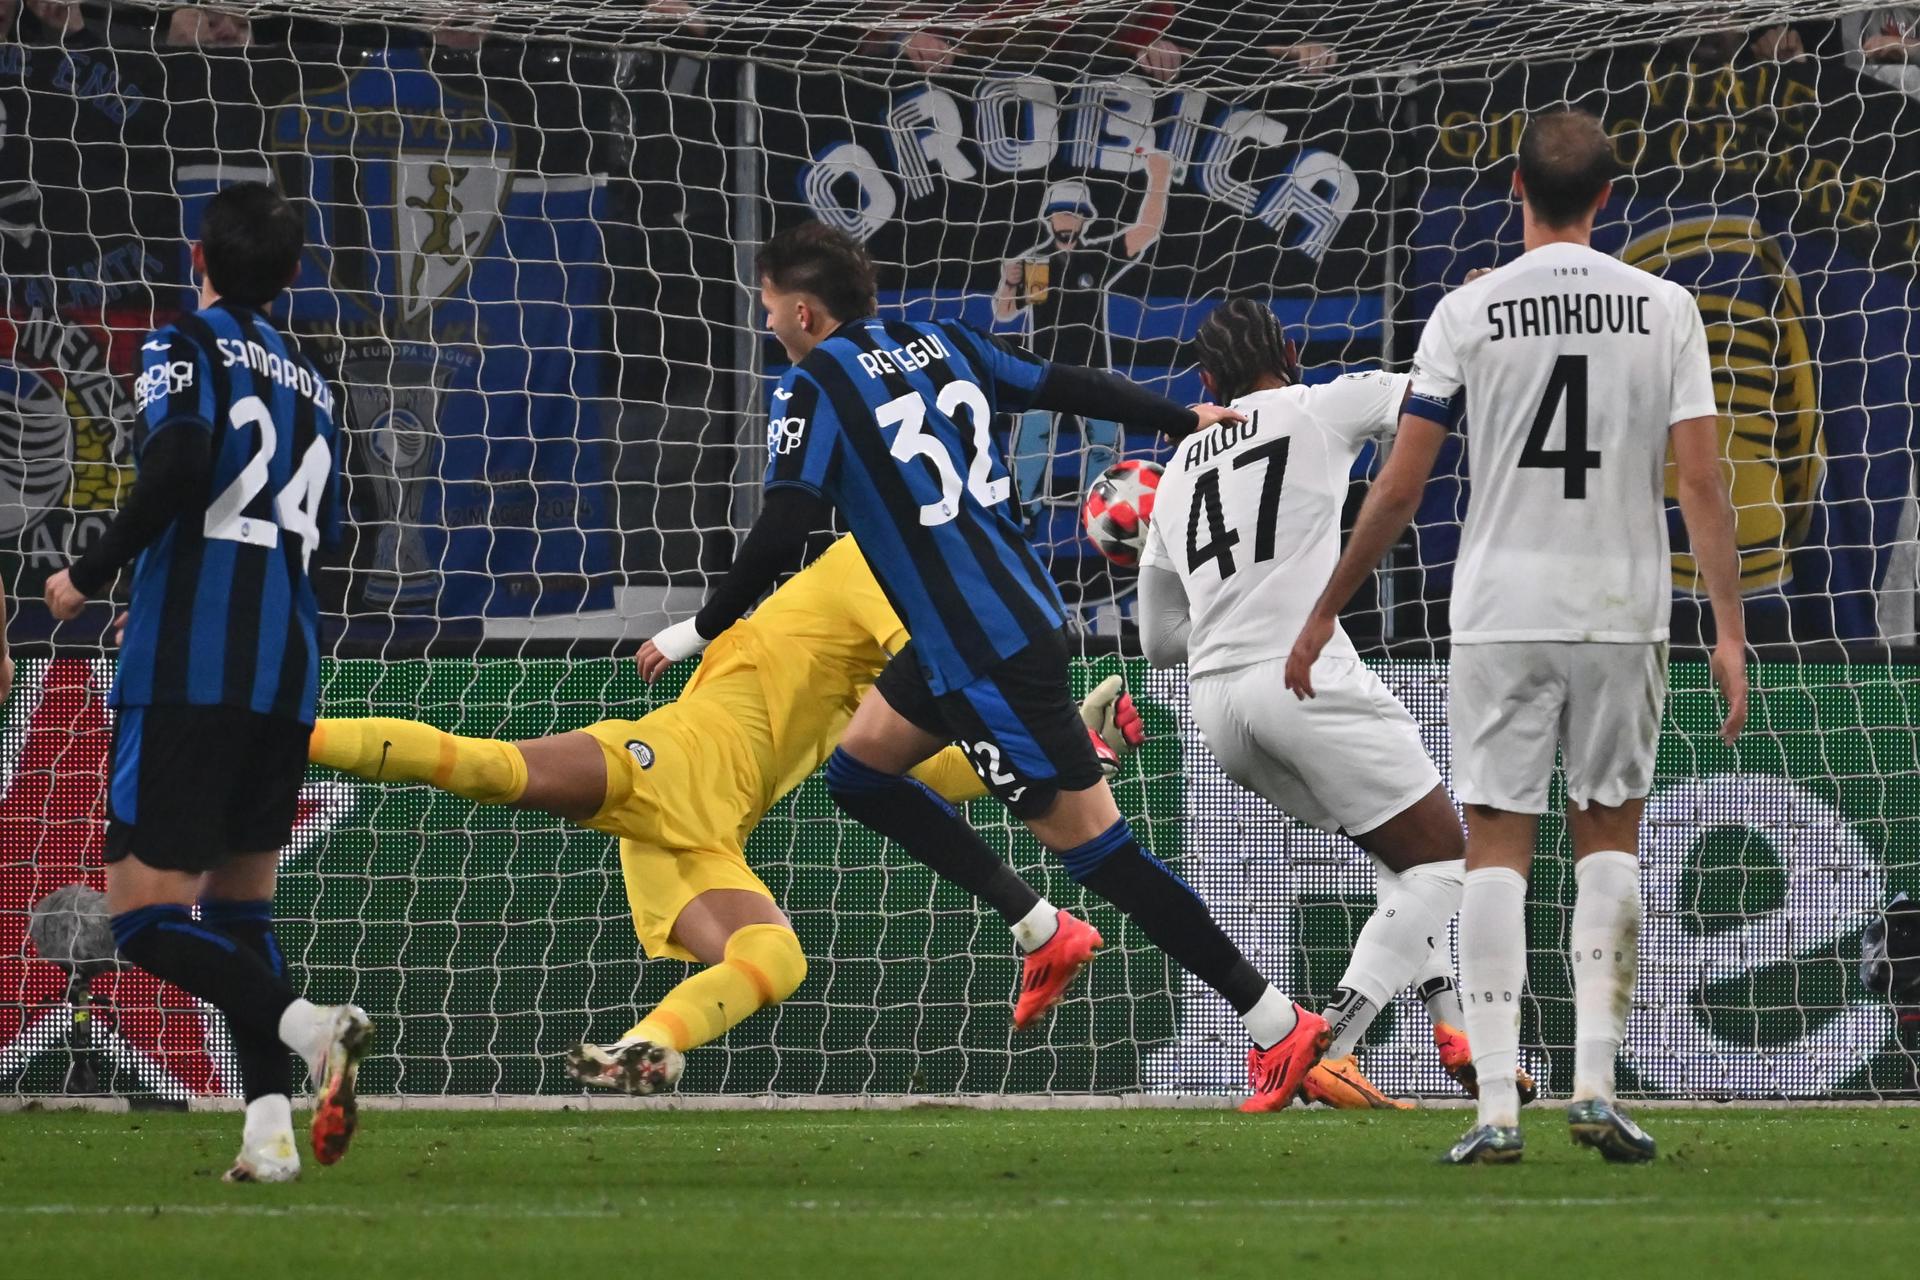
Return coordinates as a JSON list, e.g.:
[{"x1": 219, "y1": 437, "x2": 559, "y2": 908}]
[
  {"x1": 757, "y1": 66, "x2": 1394, "y2": 623},
  {"x1": 174, "y1": 47, "x2": 616, "y2": 633}
]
